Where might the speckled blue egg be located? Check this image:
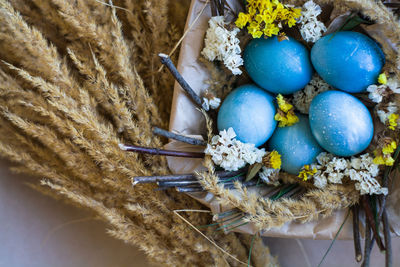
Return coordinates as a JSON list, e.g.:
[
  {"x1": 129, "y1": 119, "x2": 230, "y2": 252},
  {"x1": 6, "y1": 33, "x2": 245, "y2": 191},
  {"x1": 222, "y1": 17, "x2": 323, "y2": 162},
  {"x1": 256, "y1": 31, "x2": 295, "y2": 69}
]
[
  {"x1": 311, "y1": 31, "x2": 385, "y2": 93},
  {"x1": 217, "y1": 84, "x2": 277, "y2": 147},
  {"x1": 244, "y1": 36, "x2": 313, "y2": 95},
  {"x1": 309, "y1": 90, "x2": 374, "y2": 157},
  {"x1": 268, "y1": 114, "x2": 324, "y2": 174}
]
